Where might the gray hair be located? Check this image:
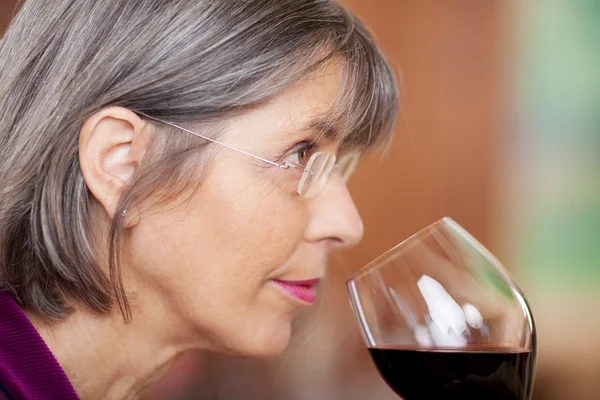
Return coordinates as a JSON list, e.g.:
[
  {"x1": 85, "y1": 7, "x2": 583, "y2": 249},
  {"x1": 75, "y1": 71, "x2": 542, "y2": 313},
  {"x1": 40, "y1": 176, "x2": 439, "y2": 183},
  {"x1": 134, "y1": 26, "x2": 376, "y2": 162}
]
[{"x1": 0, "y1": 0, "x2": 399, "y2": 321}]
